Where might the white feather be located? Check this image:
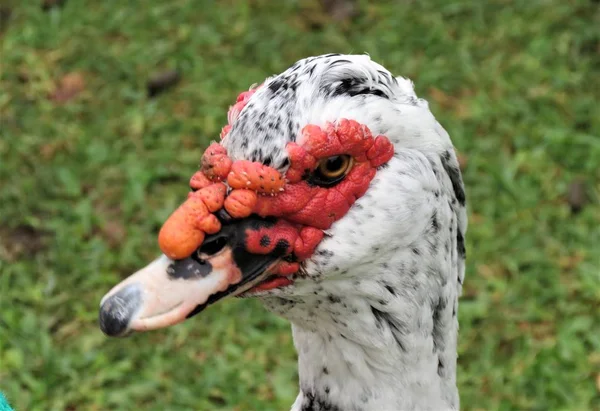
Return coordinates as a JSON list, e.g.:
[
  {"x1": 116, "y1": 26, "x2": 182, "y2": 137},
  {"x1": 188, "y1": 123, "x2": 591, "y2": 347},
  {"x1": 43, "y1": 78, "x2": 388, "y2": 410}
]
[{"x1": 225, "y1": 54, "x2": 467, "y2": 411}]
